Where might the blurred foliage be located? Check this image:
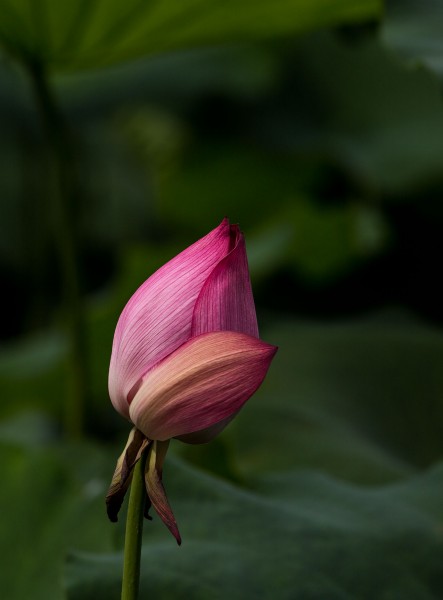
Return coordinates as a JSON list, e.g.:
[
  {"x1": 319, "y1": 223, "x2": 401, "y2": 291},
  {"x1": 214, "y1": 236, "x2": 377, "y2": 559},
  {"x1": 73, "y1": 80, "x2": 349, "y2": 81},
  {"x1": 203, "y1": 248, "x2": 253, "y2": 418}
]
[
  {"x1": 66, "y1": 462, "x2": 443, "y2": 599},
  {"x1": 3, "y1": 315, "x2": 443, "y2": 599},
  {"x1": 2, "y1": 0, "x2": 443, "y2": 598},
  {"x1": 0, "y1": 0, "x2": 380, "y2": 70},
  {"x1": 382, "y1": 0, "x2": 443, "y2": 77}
]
